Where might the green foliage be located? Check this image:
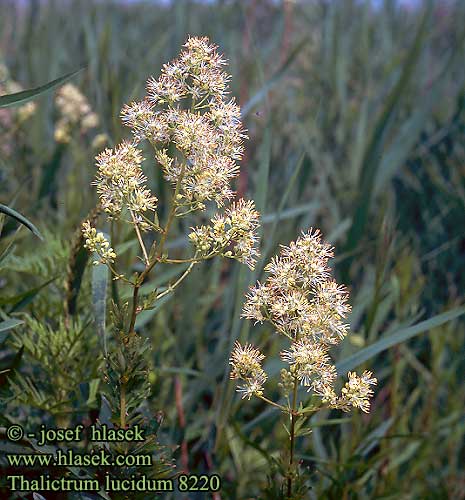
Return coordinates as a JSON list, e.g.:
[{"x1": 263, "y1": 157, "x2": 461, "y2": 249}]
[
  {"x1": 6, "y1": 229, "x2": 69, "y2": 278},
  {"x1": 1, "y1": 0, "x2": 465, "y2": 498},
  {"x1": 101, "y1": 325, "x2": 175, "y2": 491},
  {"x1": 0, "y1": 204, "x2": 43, "y2": 240},
  {"x1": 7, "y1": 317, "x2": 101, "y2": 418},
  {"x1": 105, "y1": 303, "x2": 152, "y2": 427}
]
